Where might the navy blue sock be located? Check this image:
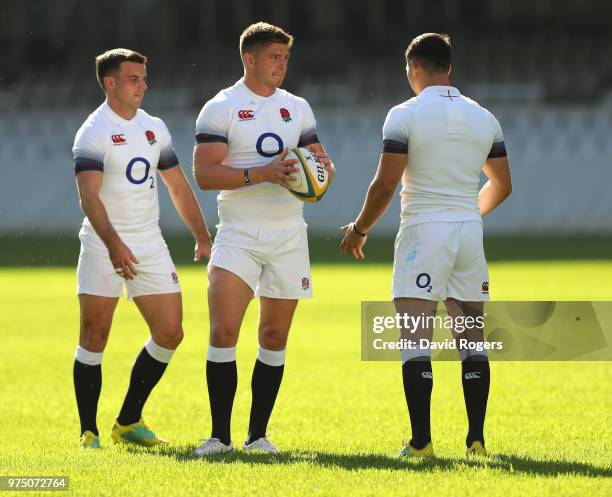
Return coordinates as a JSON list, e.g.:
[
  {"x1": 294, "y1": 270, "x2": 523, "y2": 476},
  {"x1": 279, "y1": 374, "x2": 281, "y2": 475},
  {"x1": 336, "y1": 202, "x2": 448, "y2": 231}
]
[
  {"x1": 117, "y1": 348, "x2": 168, "y2": 426},
  {"x1": 462, "y1": 356, "x2": 490, "y2": 447},
  {"x1": 73, "y1": 360, "x2": 102, "y2": 436},
  {"x1": 247, "y1": 359, "x2": 284, "y2": 444},
  {"x1": 206, "y1": 360, "x2": 237, "y2": 445},
  {"x1": 402, "y1": 357, "x2": 433, "y2": 450}
]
